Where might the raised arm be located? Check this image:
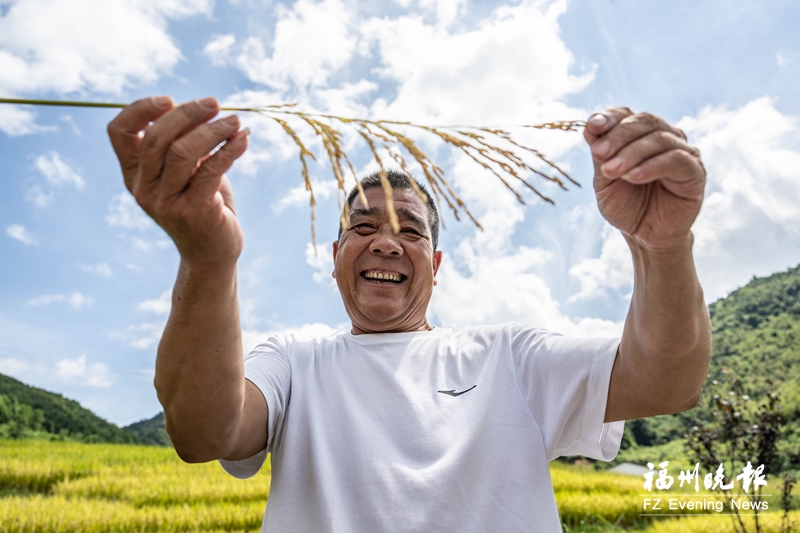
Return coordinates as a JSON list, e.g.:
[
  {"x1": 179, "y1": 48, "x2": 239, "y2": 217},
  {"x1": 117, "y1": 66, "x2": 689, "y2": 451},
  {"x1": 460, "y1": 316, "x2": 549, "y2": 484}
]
[
  {"x1": 583, "y1": 108, "x2": 712, "y2": 423},
  {"x1": 107, "y1": 96, "x2": 268, "y2": 462}
]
